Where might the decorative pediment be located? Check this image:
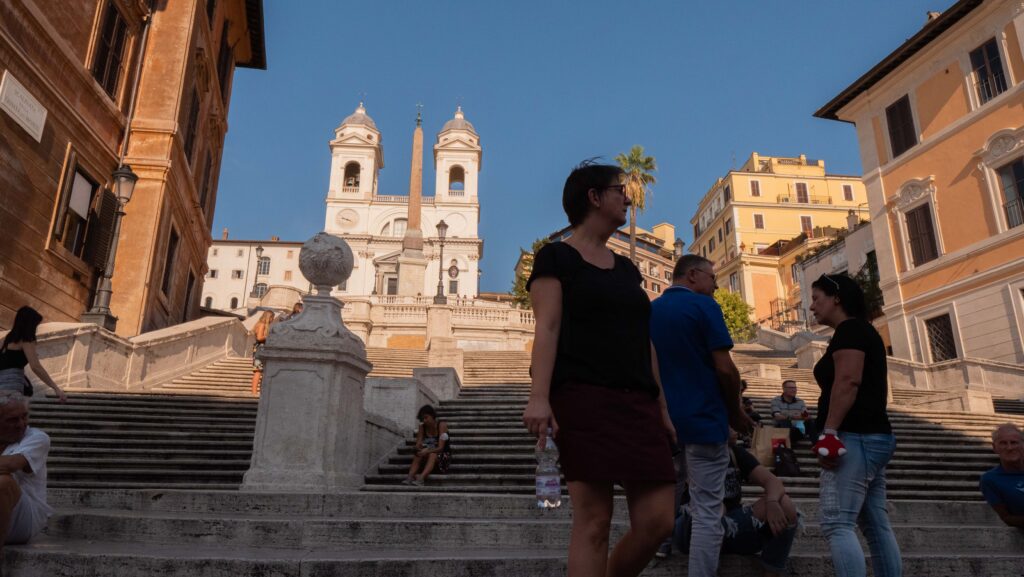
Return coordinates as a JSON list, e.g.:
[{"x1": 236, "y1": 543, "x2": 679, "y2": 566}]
[
  {"x1": 889, "y1": 176, "x2": 936, "y2": 214},
  {"x1": 373, "y1": 250, "x2": 401, "y2": 265},
  {"x1": 331, "y1": 133, "x2": 378, "y2": 148},
  {"x1": 975, "y1": 126, "x2": 1024, "y2": 166}
]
